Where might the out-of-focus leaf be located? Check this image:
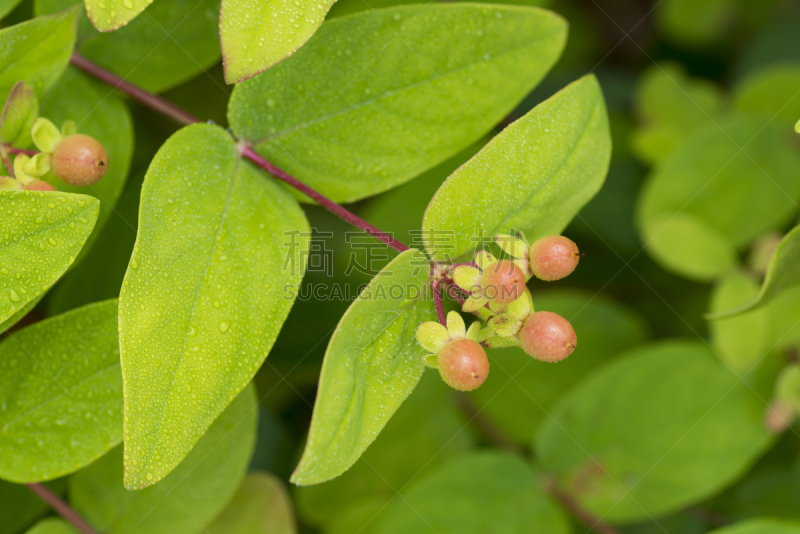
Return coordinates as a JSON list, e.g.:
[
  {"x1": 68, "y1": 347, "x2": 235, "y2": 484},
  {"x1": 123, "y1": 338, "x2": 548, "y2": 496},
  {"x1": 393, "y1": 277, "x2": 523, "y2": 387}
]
[
  {"x1": 0, "y1": 7, "x2": 78, "y2": 102},
  {"x1": 734, "y1": 64, "x2": 800, "y2": 126},
  {"x1": 41, "y1": 67, "x2": 134, "y2": 256},
  {"x1": 0, "y1": 0, "x2": 24, "y2": 20},
  {"x1": 709, "y1": 271, "x2": 770, "y2": 371},
  {"x1": 207, "y1": 471, "x2": 297, "y2": 534},
  {"x1": 71, "y1": 385, "x2": 257, "y2": 534},
  {"x1": 537, "y1": 341, "x2": 773, "y2": 523},
  {"x1": 713, "y1": 466, "x2": 800, "y2": 521},
  {"x1": 423, "y1": 75, "x2": 610, "y2": 262},
  {"x1": 631, "y1": 63, "x2": 723, "y2": 163},
  {"x1": 291, "y1": 249, "x2": 436, "y2": 486},
  {"x1": 657, "y1": 0, "x2": 733, "y2": 46},
  {"x1": 0, "y1": 81, "x2": 38, "y2": 147},
  {"x1": 24, "y1": 519, "x2": 78, "y2": 534},
  {"x1": 220, "y1": 0, "x2": 336, "y2": 83},
  {"x1": 708, "y1": 520, "x2": 800, "y2": 534},
  {"x1": 83, "y1": 0, "x2": 150, "y2": 32},
  {"x1": 370, "y1": 452, "x2": 570, "y2": 534},
  {"x1": 0, "y1": 191, "x2": 98, "y2": 325},
  {"x1": 119, "y1": 124, "x2": 308, "y2": 489},
  {"x1": 0, "y1": 300, "x2": 121, "y2": 483},
  {"x1": 0, "y1": 479, "x2": 67, "y2": 534},
  {"x1": 295, "y1": 373, "x2": 475, "y2": 526},
  {"x1": 229, "y1": 3, "x2": 567, "y2": 203},
  {"x1": 470, "y1": 290, "x2": 649, "y2": 444},
  {"x1": 637, "y1": 116, "x2": 800, "y2": 281}
]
